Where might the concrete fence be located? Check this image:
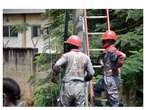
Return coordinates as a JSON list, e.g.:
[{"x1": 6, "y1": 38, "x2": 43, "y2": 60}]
[{"x1": 3, "y1": 47, "x2": 38, "y2": 101}]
